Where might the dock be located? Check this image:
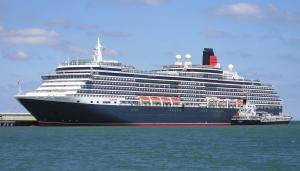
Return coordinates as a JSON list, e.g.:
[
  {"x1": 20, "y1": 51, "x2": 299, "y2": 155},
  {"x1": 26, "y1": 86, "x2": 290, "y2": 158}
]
[{"x1": 0, "y1": 113, "x2": 38, "y2": 126}]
